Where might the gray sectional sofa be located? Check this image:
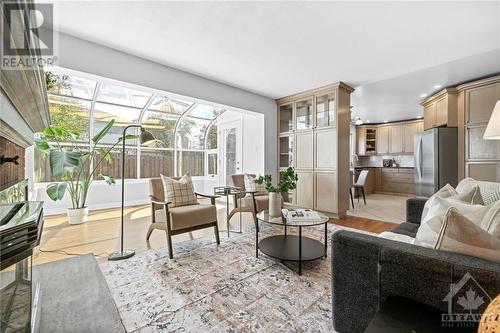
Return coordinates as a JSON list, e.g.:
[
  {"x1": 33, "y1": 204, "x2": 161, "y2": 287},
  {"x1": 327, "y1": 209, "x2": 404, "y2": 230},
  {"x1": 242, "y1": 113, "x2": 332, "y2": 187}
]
[{"x1": 331, "y1": 198, "x2": 500, "y2": 333}]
